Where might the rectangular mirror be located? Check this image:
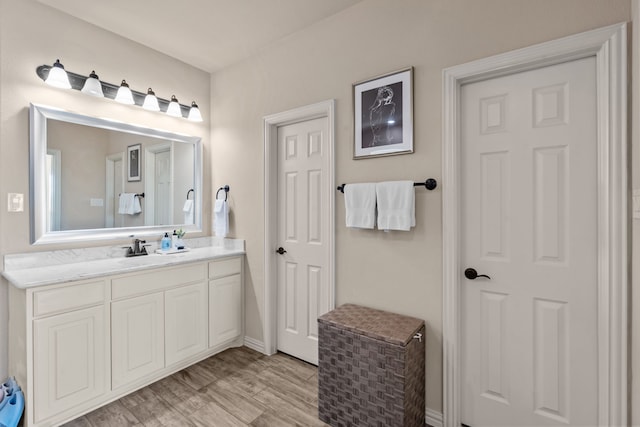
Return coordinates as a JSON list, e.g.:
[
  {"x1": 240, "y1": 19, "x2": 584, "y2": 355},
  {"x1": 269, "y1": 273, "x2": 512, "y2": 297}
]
[{"x1": 30, "y1": 103, "x2": 203, "y2": 244}]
